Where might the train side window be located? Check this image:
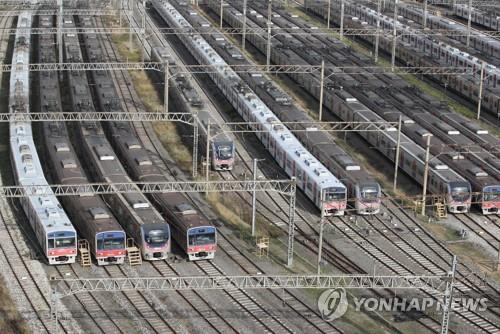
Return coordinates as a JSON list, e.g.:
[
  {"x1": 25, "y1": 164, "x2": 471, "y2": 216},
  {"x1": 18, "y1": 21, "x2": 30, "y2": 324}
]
[{"x1": 307, "y1": 182, "x2": 312, "y2": 191}]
